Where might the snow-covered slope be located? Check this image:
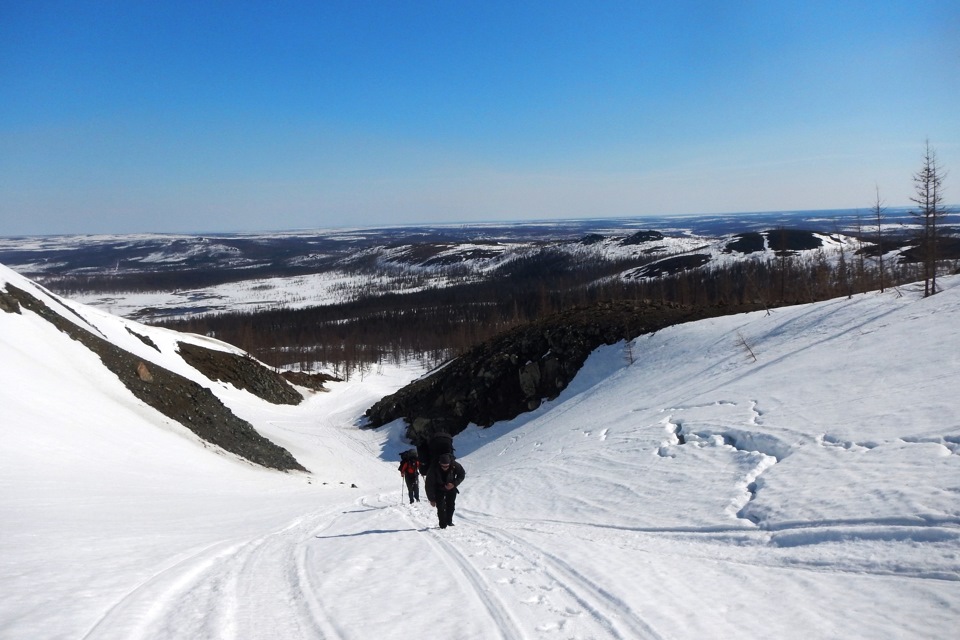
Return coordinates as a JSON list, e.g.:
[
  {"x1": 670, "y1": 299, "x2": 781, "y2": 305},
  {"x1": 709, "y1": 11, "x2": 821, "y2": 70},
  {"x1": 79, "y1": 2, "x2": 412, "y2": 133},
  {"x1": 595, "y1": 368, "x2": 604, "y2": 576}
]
[
  {"x1": 1, "y1": 263, "x2": 958, "y2": 639},
  {"x1": 0, "y1": 263, "x2": 313, "y2": 470}
]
